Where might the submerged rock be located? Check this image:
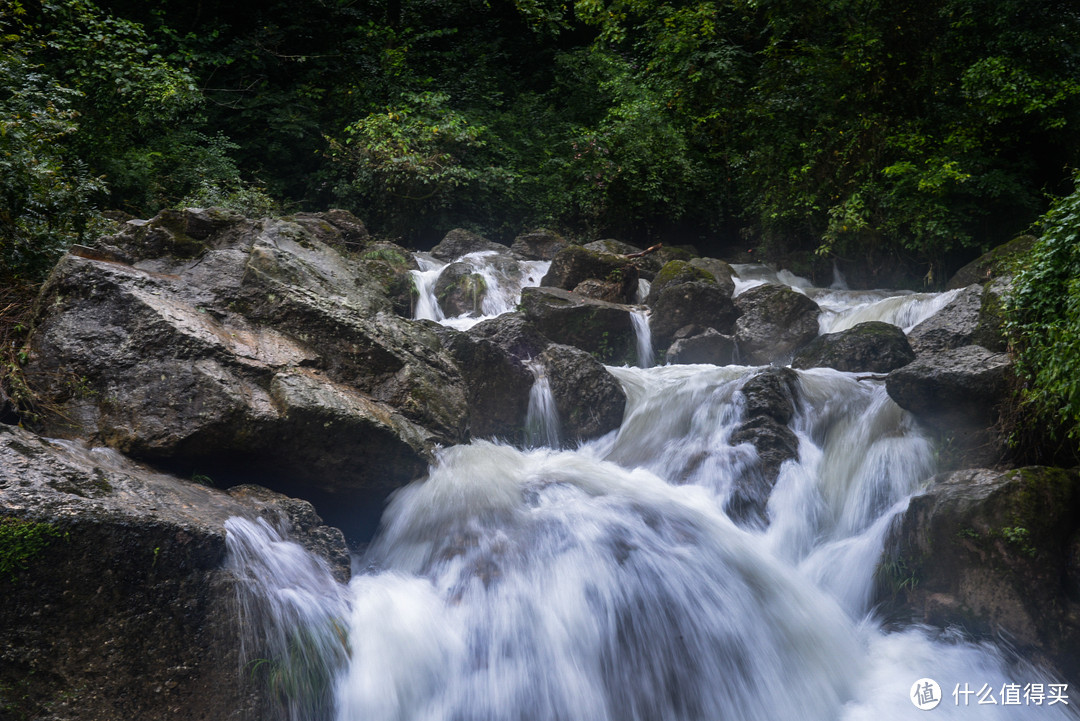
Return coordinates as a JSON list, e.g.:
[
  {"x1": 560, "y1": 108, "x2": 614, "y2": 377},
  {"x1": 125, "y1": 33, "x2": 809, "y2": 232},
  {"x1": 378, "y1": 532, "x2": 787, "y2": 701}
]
[
  {"x1": 726, "y1": 368, "x2": 801, "y2": 526},
  {"x1": 733, "y1": 284, "x2": 820, "y2": 365},
  {"x1": 793, "y1": 321, "x2": 914, "y2": 373},
  {"x1": 0, "y1": 423, "x2": 346, "y2": 721},
  {"x1": 880, "y1": 466, "x2": 1080, "y2": 685}
]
